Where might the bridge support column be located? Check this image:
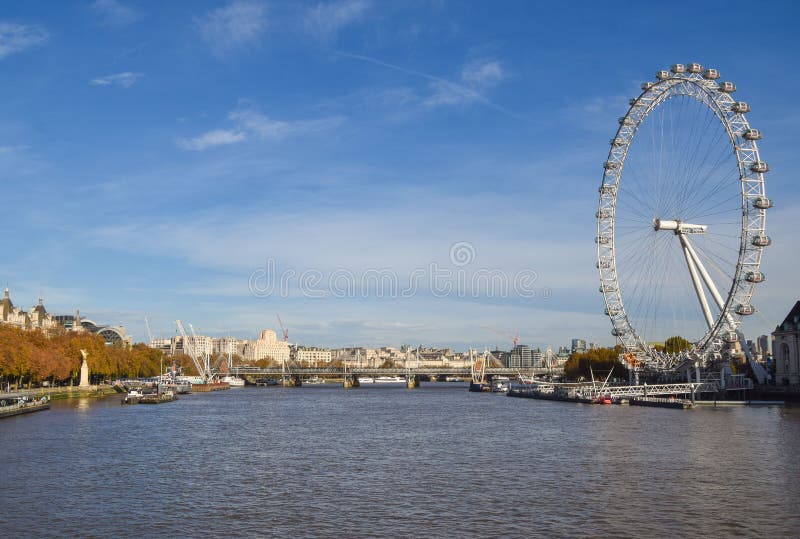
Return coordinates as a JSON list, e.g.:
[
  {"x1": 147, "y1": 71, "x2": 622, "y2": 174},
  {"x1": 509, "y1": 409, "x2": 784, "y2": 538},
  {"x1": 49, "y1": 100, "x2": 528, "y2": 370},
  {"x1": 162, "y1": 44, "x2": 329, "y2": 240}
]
[
  {"x1": 282, "y1": 374, "x2": 302, "y2": 387},
  {"x1": 343, "y1": 374, "x2": 360, "y2": 389},
  {"x1": 406, "y1": 374, "x2": 420, "y2": 389}
]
